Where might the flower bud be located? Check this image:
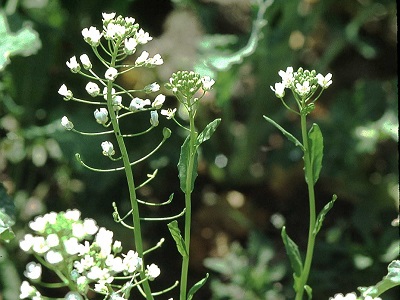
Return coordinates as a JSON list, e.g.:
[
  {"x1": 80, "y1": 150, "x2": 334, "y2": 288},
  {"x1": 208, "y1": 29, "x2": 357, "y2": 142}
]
[
  {"x1": 58, "y1": 84, "x2": 73, "y2": 100},
  {"x1": 85, "y1": 82, "x2": 100, "y2": 97},
  {"x1": 66, "y1": 56, "x2": 80, "y2": 73},
  {"x1": 150, "y1": 111, "x2": 159, "y2": 127},
  {"x1": 61, "y1": 116, "x2": 74, "y2": 130},
  {"x1": 105, "y1": 67, "x2": 118, "y2": 81},
  {"x1": 152, "y1": 94, "x2": 165, "y2": 109},
  {"x1": 79, "y1": 54, "x2": 92, "y2": 70},
  {"x1": 94, "y1": 108, "x2": 109, "y2": 125},
  {"x1": 101, "y1": 141, "x2": 115, "y2": 156}
]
